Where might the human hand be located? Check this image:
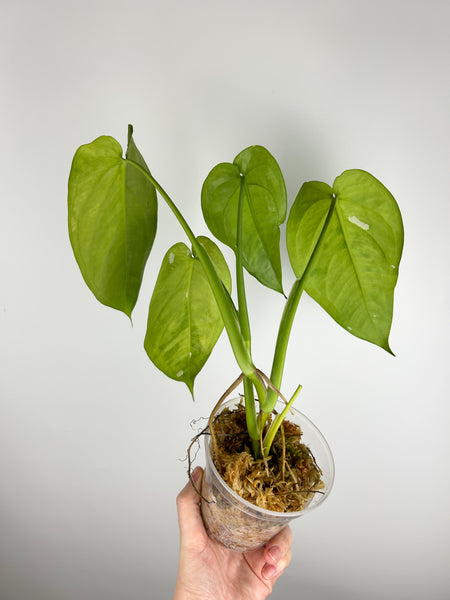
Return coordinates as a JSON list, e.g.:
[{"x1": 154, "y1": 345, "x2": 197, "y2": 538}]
[{"x1": 174, "y1": 466, "x2": 293, "y2": 600}]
